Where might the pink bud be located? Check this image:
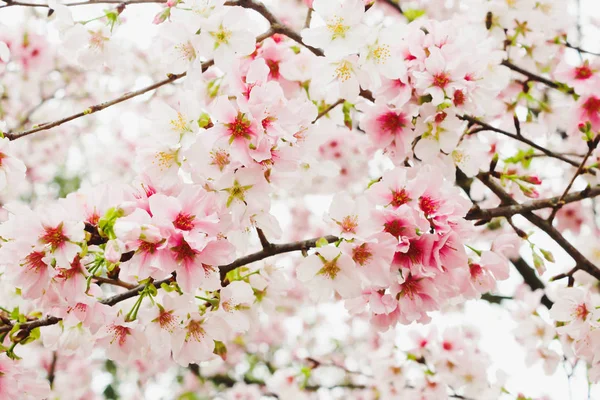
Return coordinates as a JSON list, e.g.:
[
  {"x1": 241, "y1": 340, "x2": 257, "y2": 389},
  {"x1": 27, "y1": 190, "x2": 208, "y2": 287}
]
[
  {"x1": 105, "y1": 239, "x2": 124, "y2": 264},
  {"x1": 521, "y1": 175, "x2": 542, "y2": 185},
  {"x1": 153, "y1": 8, "x2": 170, "y2": 25}
]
